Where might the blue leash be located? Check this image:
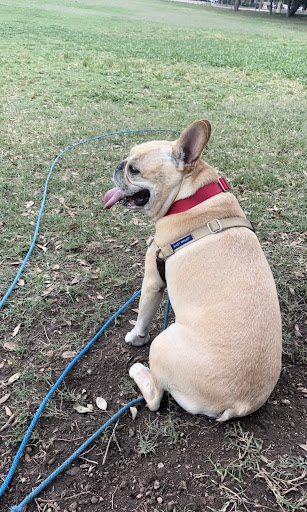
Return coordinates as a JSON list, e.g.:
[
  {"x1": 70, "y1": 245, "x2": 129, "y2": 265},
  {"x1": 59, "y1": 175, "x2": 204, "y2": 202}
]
[
  {"x1": 1, "y1": 289, "x2": 142, "y2": 505},
  {"x1": 0, "y1": 128, "x2": 177, "y2": 311},
  {"x1": 9, "y1": 397, "x2": 144, "y2": 512},
  {"x1": 0, "y1": 129, "x2": 173, "y2": 510}
]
